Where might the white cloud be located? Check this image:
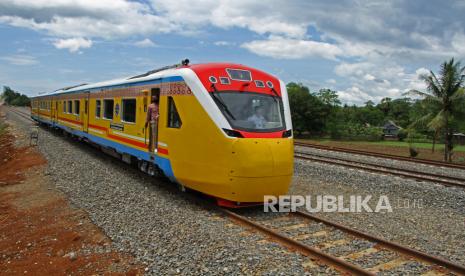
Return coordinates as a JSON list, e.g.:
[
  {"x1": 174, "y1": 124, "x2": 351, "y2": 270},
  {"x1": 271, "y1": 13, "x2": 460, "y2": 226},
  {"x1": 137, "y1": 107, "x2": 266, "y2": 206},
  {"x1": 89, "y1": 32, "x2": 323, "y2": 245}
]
[
  {"x1": 53, "y1": 37, "x2": 92, "y2": 53},
  {"x1": 363, "y1": 74, "x2": 375, "y2": 81},
  {"x1": 214, "y1": 41, "x2": 233, "y2": 46},
  {"x1": 241, "y1": 36, "x2": 343, "y2": 60},
  {"x1": 326, "y1": 79, "x2": 336, "y2": 84},
  {"x1": 134, "y1": 38, "x2": 156, "y2": 48},
  {"x1": 333, "y1": 62, "x2": 431, "y2": 105},
  {"x1": 150, "y1": 0, "x2": 308, "y2": 38},
  {"x1": 452, "y1": 32, "x2": 465, "y2": 56},
  {"x1": 1, "y1": 54, "x2": 38, "y2": 65},
  {"x1": 0, "y1": 0, "x2": 176, "y2": 39}
]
